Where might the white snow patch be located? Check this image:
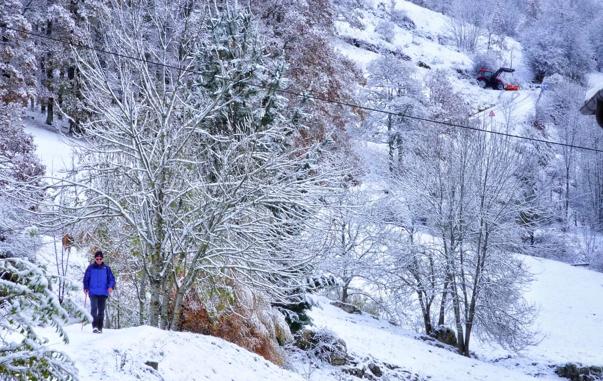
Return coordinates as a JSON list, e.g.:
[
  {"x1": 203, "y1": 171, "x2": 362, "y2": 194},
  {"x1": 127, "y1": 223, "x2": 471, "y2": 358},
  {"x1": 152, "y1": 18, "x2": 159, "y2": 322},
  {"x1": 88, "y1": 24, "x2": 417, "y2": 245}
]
[
  {"x1": 44, "y1": 325, "x2": 304, "y2": 381},
  {"x1": 24, "y1": 114, "x2": 76, "y2": 177},
  {"x1": 521, "y1": 255, "x2": 603, "y2": 365},
  {"x1": 585, "y1": 72, "x2": 603, "y2": 101}
]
